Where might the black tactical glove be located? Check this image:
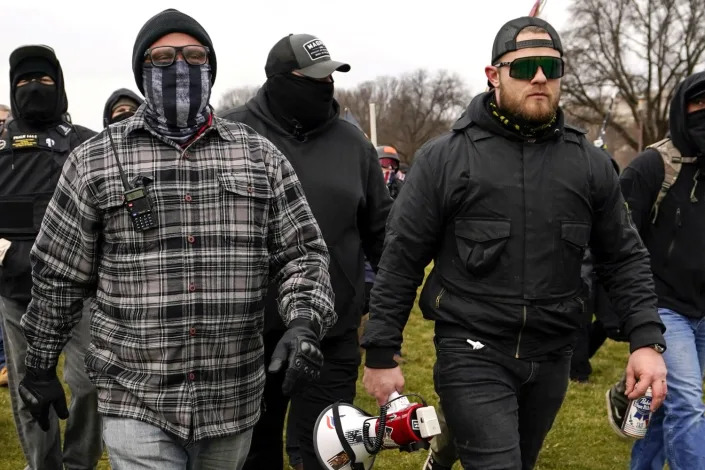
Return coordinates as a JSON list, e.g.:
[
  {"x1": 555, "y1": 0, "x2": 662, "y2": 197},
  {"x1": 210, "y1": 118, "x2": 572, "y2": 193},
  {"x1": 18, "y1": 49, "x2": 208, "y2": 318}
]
[
  {"x1": 18, "y1": 366, "x2": 69, "y2": 431},
  {"x1": 268, "y1": 319, "x2": 324, "y2": 396}
]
